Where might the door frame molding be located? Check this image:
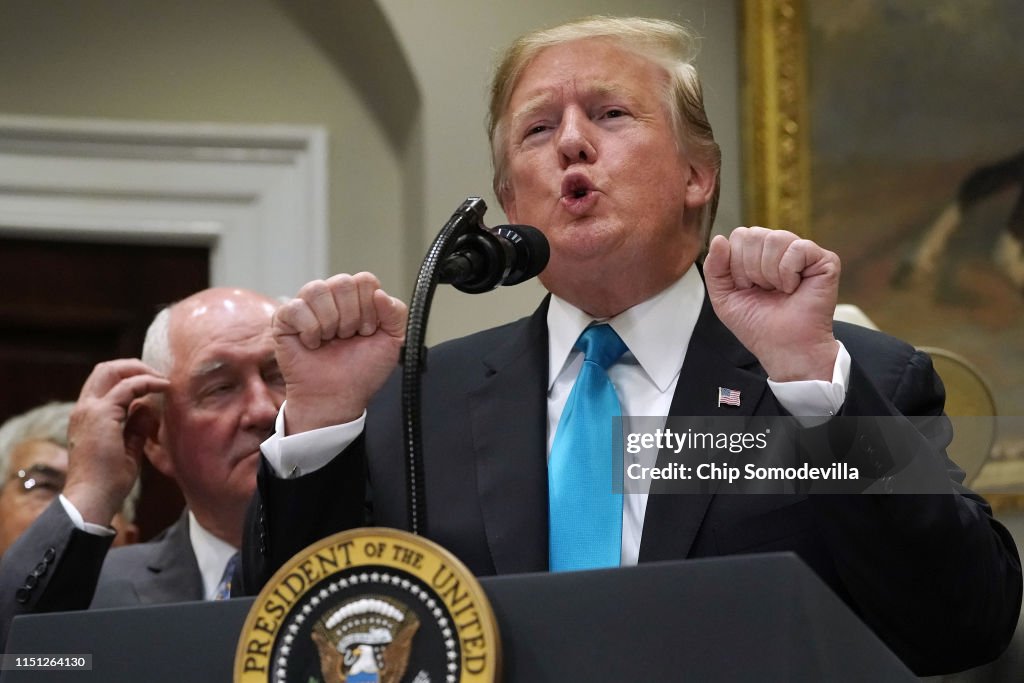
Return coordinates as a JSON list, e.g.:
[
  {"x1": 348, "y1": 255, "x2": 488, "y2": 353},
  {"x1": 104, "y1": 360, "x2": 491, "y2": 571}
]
[{"x1": 0, "y1": 115, "x2": 328, "y2": 297}]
